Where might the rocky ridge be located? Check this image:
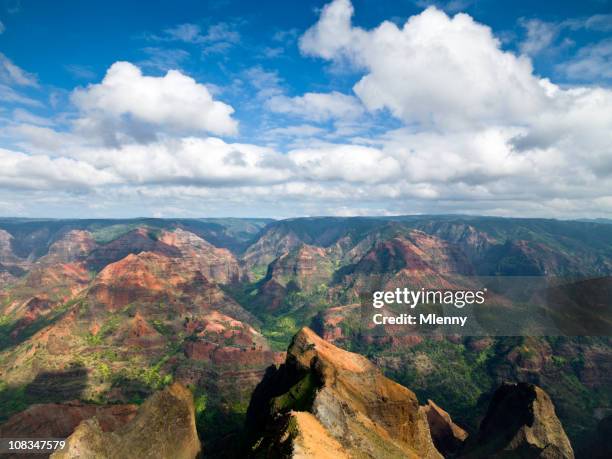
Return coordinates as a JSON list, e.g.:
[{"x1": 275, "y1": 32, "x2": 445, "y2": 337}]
[
  {"x1": 247, "y1": 327, "x2": 442, "y2": 458},
  {"x1": 52, "y1": 383, "x2": 200, "y2": 459}
]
